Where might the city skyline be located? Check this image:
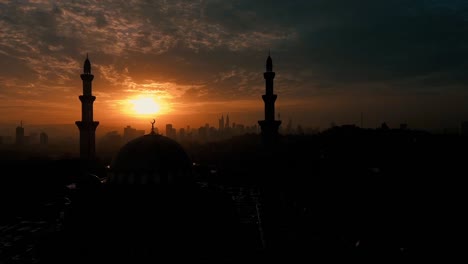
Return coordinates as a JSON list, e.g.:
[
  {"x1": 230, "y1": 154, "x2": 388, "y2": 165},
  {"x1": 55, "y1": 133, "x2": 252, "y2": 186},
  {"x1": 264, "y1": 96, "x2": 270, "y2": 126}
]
[
  {"x1": 2, "y1": 2, "x2": 467, "y2": 262},
  {"x1": 2, "y1": 1, "x2": 468, "y2": 131}
]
